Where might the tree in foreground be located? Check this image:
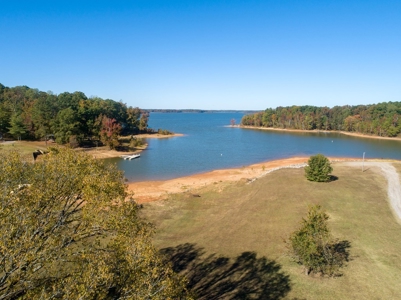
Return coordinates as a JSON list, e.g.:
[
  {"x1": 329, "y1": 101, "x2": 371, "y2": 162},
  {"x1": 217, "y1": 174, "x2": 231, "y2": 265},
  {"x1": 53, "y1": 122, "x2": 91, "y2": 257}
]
[
  {"x1": 288, "y1": 205, "x2": 348, "y2": 276},
  {"x1": 304, "y1": 154, "x2": 333, "y2": 182},
  {"x1": 0, "y1": 148, "x2": 191, "y2": 299}
]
